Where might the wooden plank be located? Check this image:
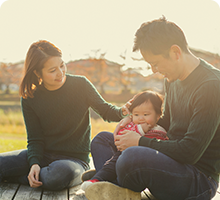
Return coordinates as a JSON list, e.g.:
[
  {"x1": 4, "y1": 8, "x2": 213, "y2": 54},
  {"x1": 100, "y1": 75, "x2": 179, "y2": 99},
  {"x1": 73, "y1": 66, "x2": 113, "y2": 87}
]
[
  {"x1": 41, "y1": 188, "x2": 67, "y2": 200},
  {"x1": 14, "y1": 184, "x2": 42, "y2": 200},
  {"x1": 0, "y1": 182, "x2": 19, "y2": 200},
  {"x1": 0, "y1": 181, "x2": 219, "y2": 200}
]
